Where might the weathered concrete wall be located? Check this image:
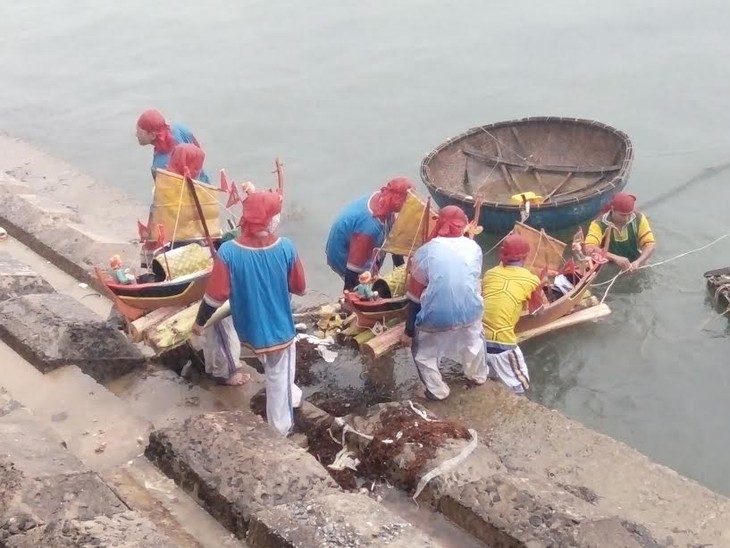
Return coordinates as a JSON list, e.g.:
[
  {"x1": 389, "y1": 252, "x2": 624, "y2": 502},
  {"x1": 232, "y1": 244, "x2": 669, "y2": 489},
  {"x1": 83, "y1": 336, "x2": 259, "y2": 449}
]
[
  {"x1": 145, "y1": 410, "x2": 341, "y2": 538},
  {"x1": 0, "y1": 389, "x2": 175, "y2": 547},
  {"x1": 0, "y1": 292, "x2": 144, "y2": 382},
  {"x1": 146, "y1": 410, "x2": 446, "y2": 546},
  {"x1": 0, "y1": 252, "x2": 54, "y2": 301},
  {"x1": 247, "y1": 492, "x2": 442, "y2": 548},
  {"x1": 424, "y1": 384, "x2": 730, "y2": 547}
]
